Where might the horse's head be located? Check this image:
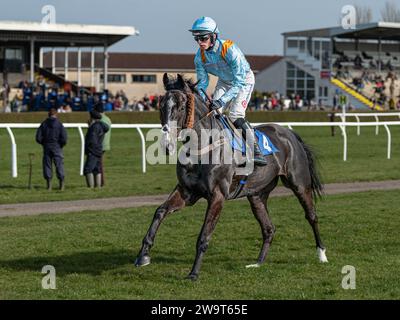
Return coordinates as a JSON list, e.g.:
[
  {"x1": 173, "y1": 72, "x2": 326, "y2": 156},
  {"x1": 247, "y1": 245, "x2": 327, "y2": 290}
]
[{"x1": 159, "y1": 73, "x2": 197, "y2": 155}]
